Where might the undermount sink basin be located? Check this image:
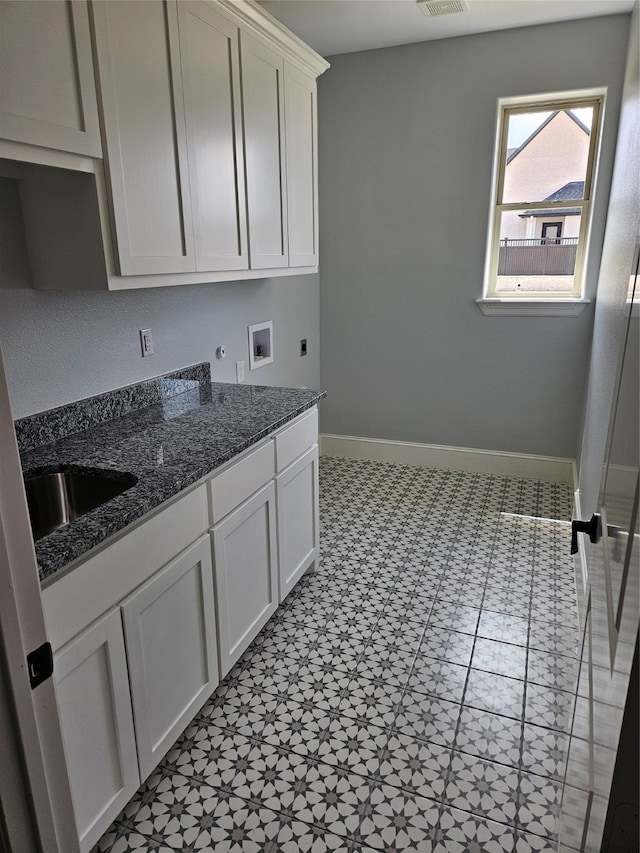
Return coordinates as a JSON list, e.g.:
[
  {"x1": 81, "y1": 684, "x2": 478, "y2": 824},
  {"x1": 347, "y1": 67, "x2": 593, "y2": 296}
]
[{"x1": 24, "y1": 469, "x2": 138, "y2": 540}]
